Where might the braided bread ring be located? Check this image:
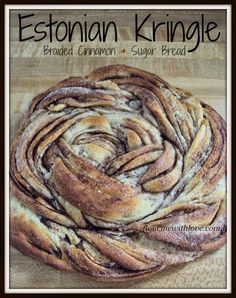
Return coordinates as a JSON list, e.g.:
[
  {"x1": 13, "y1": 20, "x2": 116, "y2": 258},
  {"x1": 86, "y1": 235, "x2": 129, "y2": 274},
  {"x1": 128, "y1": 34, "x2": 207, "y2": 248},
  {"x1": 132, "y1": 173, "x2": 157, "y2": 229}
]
[{"x1": 10, "y1": 65, "x2": 227, "y2": 280}]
